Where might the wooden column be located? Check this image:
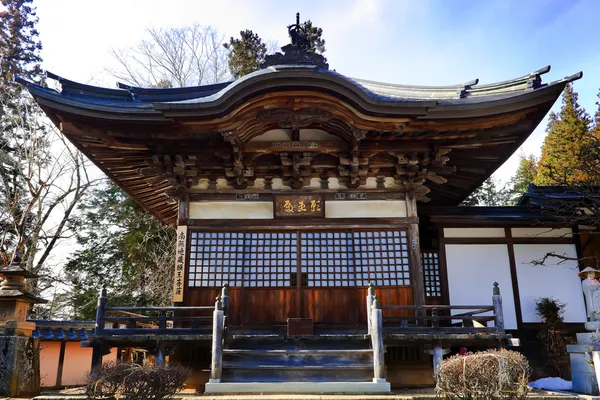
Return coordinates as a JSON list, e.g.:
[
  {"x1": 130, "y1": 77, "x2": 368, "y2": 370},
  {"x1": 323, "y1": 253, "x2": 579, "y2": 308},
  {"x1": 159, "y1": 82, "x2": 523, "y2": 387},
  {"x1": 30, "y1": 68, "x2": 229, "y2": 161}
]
[
  {"x1": 95, "y1": 288, "x2": 107, "y2": 337},
  {"x1": 55, "y1": 340, "x2": 66, "y2": 387},
  {"x1": 504, "y1": 227, "x2": 523, "y2": 331},
  {"x1": 371, "y1": 295, "x2": 386, "y2": 383},
  {"x1": 210, "y1": 296, "x2": 224, "y2": 383},
  {"x1": 406, "y1": 191, "x2": 425, "y2": 309}
]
